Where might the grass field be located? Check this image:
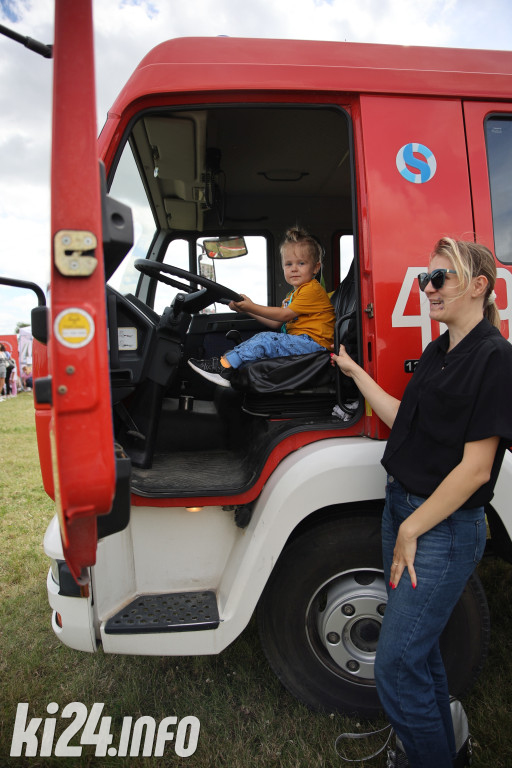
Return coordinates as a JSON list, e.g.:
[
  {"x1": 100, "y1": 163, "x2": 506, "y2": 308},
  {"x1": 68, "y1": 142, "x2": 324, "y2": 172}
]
[{"x1": 1, "y1": 393, "x2": 511, "y2": 767}]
